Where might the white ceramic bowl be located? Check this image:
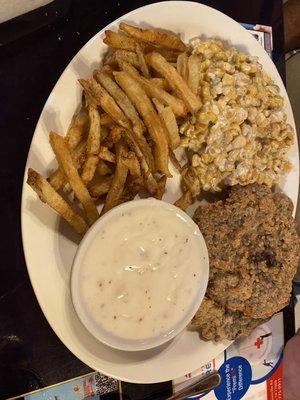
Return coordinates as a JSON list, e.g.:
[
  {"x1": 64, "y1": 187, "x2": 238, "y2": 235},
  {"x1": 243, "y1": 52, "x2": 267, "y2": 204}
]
[{"x1": 71, "y1": 198, "x2": 209, "y2": 351}]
